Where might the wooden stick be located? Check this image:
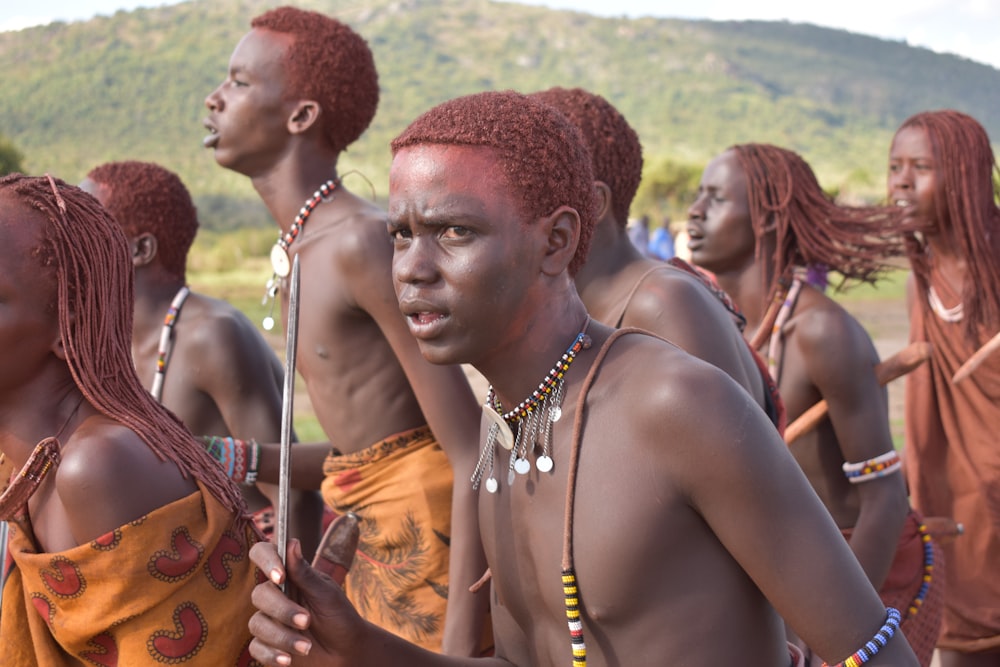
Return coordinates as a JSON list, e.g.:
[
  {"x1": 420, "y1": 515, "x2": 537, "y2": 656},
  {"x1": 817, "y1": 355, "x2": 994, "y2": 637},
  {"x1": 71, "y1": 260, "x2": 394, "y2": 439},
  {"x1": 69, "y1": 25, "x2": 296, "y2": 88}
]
[
  {"x1": 275, "y1": 255, "x2": 301, "y2": 588},
  {"x1": 784, "y1": 341, "x2": 932, "y2": 444},
  {"x1": 952, "y1": 330, "x2": 1000, "y2": 384}
]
